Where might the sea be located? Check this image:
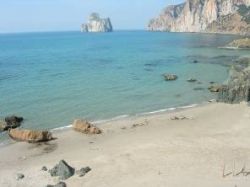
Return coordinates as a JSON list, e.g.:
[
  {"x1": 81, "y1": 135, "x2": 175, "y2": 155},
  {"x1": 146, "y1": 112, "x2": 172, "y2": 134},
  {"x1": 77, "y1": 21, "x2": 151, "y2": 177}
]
[{"x1": 0, "y1": 31, "x2": 249, "y2": 135}]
